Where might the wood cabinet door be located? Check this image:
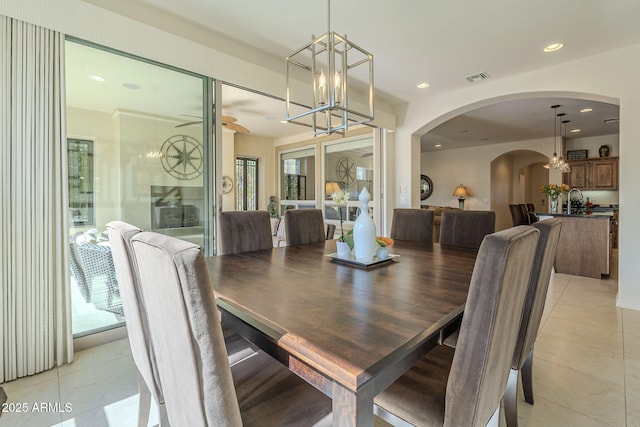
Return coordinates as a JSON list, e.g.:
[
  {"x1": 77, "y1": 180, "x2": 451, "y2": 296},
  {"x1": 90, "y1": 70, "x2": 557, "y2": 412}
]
[
  {"x1": 567, "y1": 161, "x2": 590, "y2": 188},
  {"x1": 591, "y1": 158, "x2": 618, "y2": 190}
]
